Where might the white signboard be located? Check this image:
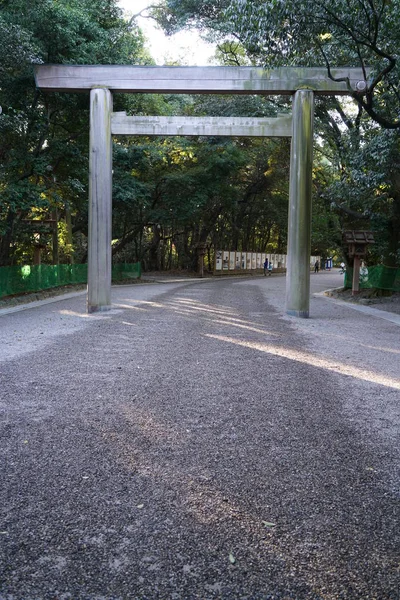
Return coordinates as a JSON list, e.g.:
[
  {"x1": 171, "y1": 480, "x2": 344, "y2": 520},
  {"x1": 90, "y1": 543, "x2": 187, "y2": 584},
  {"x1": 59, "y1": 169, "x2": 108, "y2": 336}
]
[
  {"x1": 216, "y1": 250, "x2": 222, "y2": 270},
  {"x1": 235, "y1": 252, "x2": 241, "y2": 269},
  {"x1": 215, "y1": 250, "x2": 294, "y2": 273}
]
